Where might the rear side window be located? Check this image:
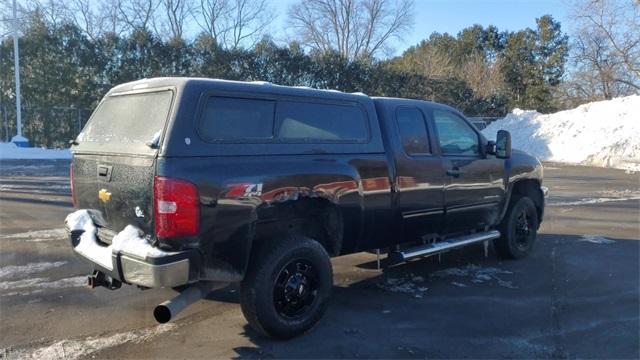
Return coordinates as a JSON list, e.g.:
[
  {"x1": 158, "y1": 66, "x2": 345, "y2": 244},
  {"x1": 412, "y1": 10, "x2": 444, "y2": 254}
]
[
  {"x1": 396, "y1": 107, "x2": 430, "y2": 155},
  {"x1": 199, "y1": 97, "x2": 275, "y2": 141},
  {"x1": 276, "y1": 101, "x2": 368, "y2": 142}
]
